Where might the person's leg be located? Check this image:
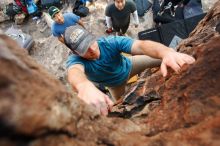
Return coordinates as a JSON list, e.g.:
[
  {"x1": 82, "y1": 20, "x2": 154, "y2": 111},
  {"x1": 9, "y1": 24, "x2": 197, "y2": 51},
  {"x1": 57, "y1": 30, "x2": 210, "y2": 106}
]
[
  {"x1": 129, "y1": 55, "x2": 161, "y2": 78},
  {"x1": 108, "y1": 83, "x2": 127, "y2": 101},
  {"x1": 112, "y1": 25, "x2": 120, "y2": 34},
  {"x1": 108, "y1": 55, "x2": 161, "y2": 101},
  {"x1": 121, "y1": 22, "x2": 130, "y2": 35}
]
